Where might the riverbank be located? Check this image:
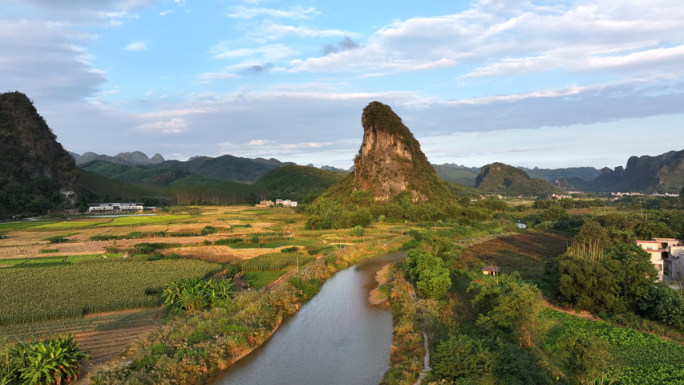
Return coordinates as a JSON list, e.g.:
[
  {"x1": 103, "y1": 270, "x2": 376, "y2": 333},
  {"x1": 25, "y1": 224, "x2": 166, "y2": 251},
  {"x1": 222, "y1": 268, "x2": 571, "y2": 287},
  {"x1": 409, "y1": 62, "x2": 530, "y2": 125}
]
[
  {"x1": 89, "y1": 238, "x2": 405, "y2": 384},
  {"x1": 381, "y1": 267, "x2": 425, "y2": 385}
]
